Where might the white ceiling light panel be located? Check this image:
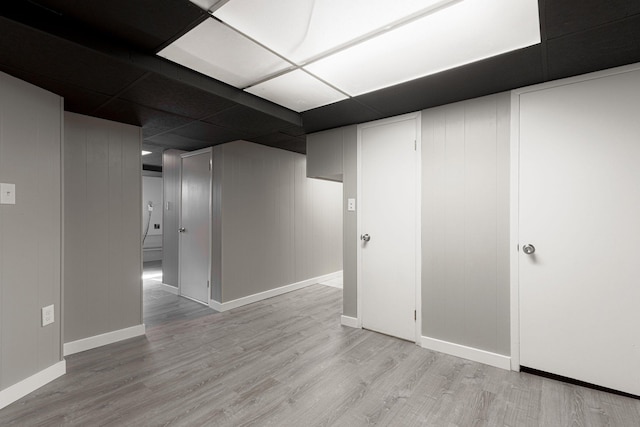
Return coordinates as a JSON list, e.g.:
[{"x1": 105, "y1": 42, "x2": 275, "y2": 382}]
[
  {"x1": 157, "y1": 18, "x2": 291, "y2": 88},
  {"x1": 245, "y1": 70, "x2": 347, "y2": 112},
  {"x1": 214, "y1": 0, "x2": 451, "y2": 64},
  {"x1": 189, "y1": 0, "x2": 219, "y2": 10},
  {"x1": 305, "y1": 0, "x2": 540, "y2": 96}
]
